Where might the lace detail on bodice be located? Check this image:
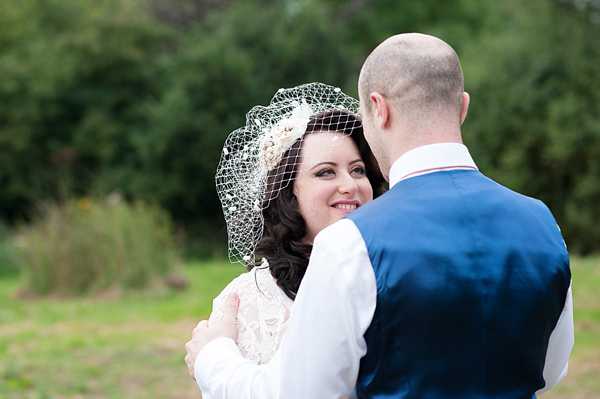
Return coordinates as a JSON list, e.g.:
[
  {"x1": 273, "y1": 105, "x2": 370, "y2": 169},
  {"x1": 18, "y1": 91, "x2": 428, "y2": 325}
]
[{"x1": 209, "y1": 264, "x2": 294, "y2": 365}]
